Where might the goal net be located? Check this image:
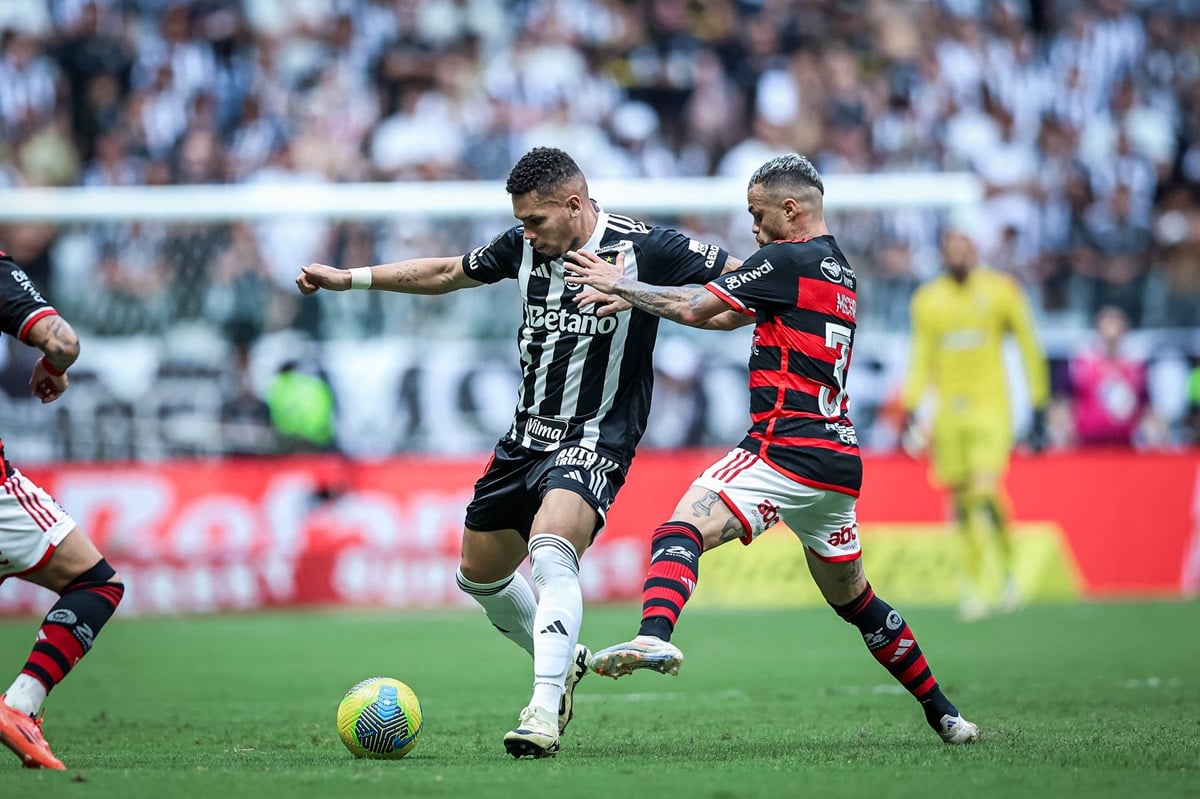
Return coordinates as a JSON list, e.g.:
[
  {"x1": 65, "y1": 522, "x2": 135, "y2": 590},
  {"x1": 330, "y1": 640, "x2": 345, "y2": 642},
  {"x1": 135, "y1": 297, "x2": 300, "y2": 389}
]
[{"x1": 0, "y1": 173, "x2": 981, "y2": 461}]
